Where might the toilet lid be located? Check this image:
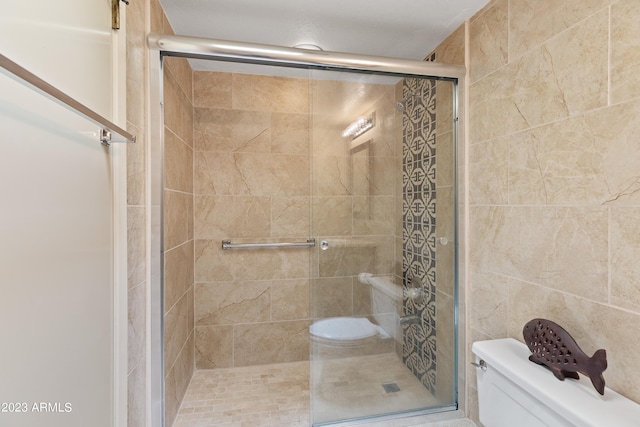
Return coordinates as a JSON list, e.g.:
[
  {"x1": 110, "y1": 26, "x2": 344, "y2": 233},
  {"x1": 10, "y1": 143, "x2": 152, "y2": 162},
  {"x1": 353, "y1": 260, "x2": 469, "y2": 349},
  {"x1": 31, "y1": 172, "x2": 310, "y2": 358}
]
[{"x1": 309, "y1": 317, "x2": 378, "y2": 341}]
